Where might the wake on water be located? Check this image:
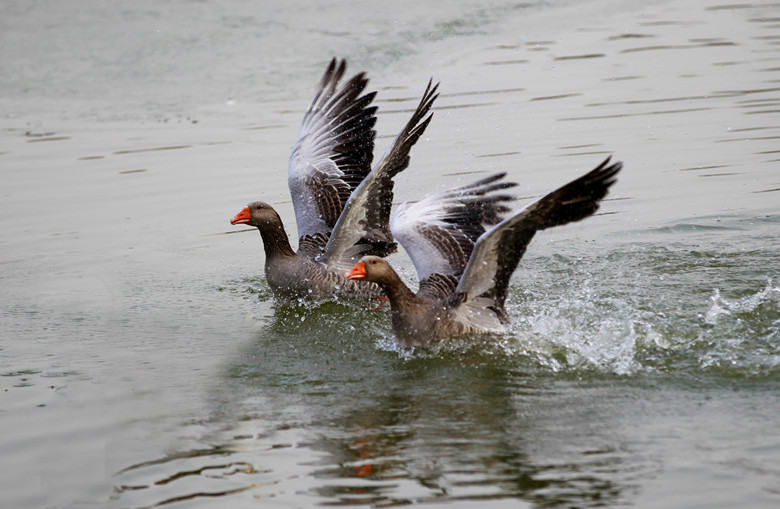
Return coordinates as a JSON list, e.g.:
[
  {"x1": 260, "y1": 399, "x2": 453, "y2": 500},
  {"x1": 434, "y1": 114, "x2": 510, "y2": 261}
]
[{"x1": 234, "y1": 244, "x2": 779, "y2": 378}]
